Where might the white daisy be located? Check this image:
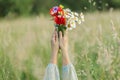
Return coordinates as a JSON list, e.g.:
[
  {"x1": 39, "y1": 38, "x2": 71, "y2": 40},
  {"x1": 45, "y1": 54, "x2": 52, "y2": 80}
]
[
  {"x1": 80, "y1": 13, "x2": 85, "y2": 22},
  {"x1": 78, "y1": 20, "x2": 82, "y2": 24},
  {"x1": 74, "y1": 12, "x2": 79, "y2": 16}
]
